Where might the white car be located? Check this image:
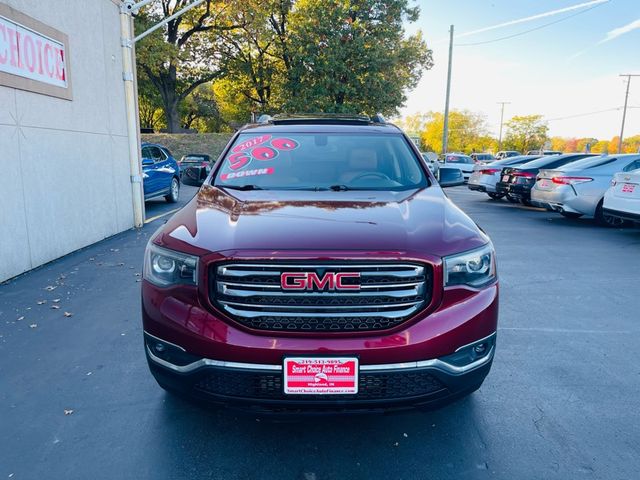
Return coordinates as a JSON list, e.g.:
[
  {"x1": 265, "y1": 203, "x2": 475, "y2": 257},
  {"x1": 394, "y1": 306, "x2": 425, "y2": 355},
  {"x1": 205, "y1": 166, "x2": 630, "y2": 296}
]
[
  {"x1": 468, "y1": 155, "x2": 541, "y2": 199},
  {"x1": 531, "y1": 154, "x2": 640, "y2": 225},
  {"x1": 603, "y1": 168, "x2": 640, "y2": 225},
  {"x1": 441, "y1": 154, "x2": 474, "y2": 181}
]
